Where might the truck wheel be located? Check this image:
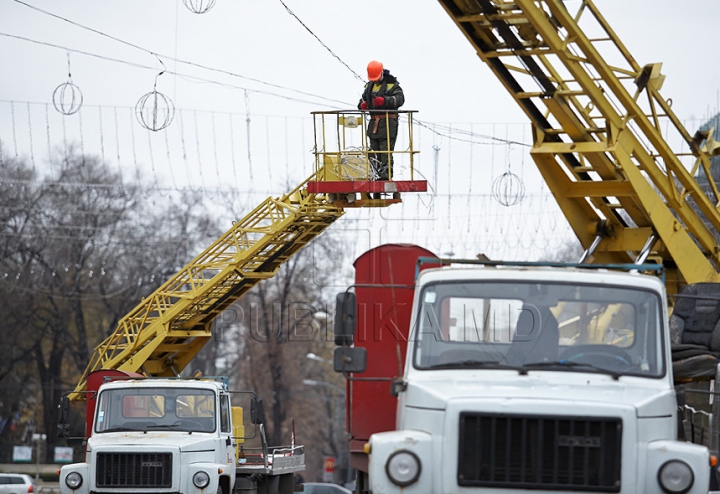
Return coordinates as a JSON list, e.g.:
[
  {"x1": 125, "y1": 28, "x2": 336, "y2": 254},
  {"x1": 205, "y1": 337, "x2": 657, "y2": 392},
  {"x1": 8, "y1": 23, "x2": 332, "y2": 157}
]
[
  {"x1": 217, "y1": 477, "x2": 228, "y2": 494},
  {"x1": 356, "y1": 471, "x2": 368, "y2": 494}
]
